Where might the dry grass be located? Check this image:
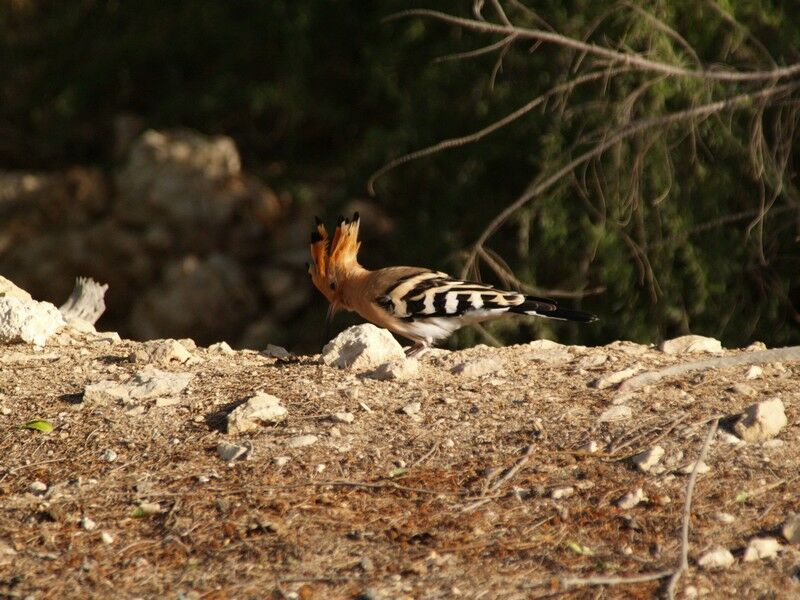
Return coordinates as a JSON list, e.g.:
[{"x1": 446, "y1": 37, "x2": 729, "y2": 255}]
[{"x1": 1, "y1": 333, "x2": 799, "y2": 599}]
